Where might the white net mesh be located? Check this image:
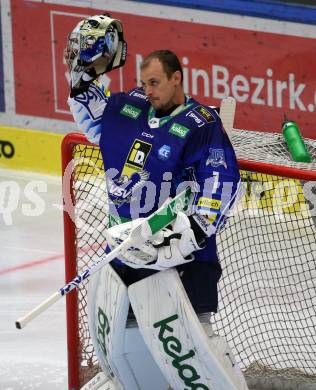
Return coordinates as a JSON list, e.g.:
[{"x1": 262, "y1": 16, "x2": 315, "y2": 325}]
[
  {"x1": 64, "y1": 130, "x2": 316, "y2": 389},
  {"x1": 232, "y1": 129, "x2": 316, "y2": 171}
]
